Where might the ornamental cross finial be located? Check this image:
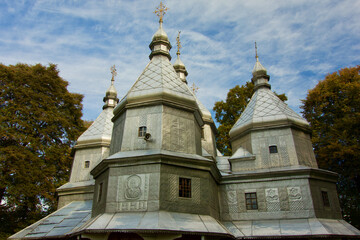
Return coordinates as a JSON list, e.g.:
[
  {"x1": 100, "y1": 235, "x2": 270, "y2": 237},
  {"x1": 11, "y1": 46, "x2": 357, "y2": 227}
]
[
  {"x1": 110, "y1": 65, "x2": 117, "y2": 84},
  {"x1": 154, "y1": 2, "x2": 168, "y2": 23},
  {"x1": 191, "y1": 83, "x2": 199, "y2": 95},
  {"x1": 176, "y1": 31, "x2": 181, "y2": 56},
  {"x1": 255, "y1": 41, "x2": 258, "y2": 59}
]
